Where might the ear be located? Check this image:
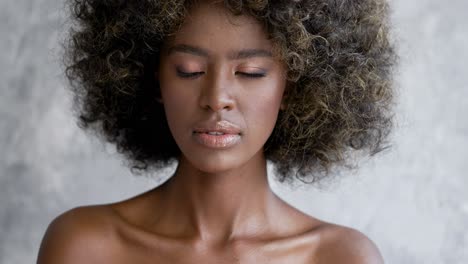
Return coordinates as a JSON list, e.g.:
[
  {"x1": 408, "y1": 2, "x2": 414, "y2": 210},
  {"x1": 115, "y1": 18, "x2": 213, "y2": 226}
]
[
  {"x1": 154, "y1": 70, "x2": 164, "y2": 104},
  {"x1": 280, "y1": 81, "x2": 292, "y2": 110},
  {"x1": 280, "y1": 101, "x2": 286, "y2": 110}
]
